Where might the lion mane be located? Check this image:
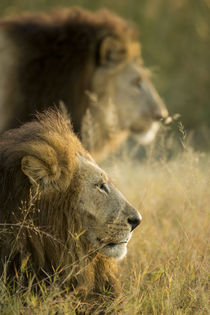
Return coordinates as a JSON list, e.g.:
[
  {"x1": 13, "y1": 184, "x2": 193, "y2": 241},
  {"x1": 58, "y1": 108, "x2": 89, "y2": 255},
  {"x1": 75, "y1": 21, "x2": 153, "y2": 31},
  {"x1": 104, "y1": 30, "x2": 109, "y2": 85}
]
[
  {"x1": 0, "y1": 110, "x2": 120, "y2": 308},
  {"x1": 0, "y1": 7, "x2": 139, "y2": 134}
]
